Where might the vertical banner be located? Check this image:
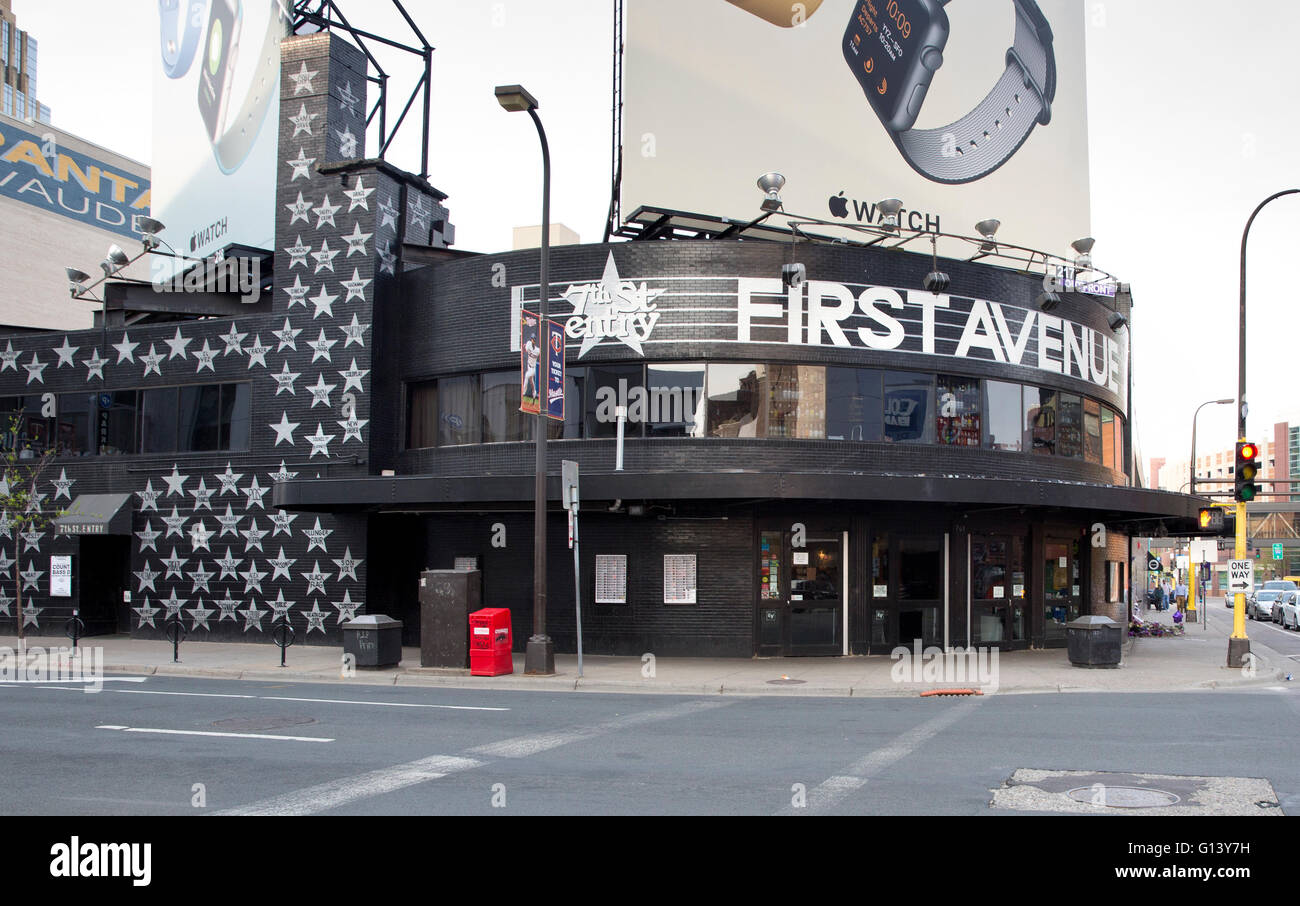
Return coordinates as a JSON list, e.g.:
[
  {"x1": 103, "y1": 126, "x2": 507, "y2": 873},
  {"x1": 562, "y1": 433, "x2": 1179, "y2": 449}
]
[
  {"x1": 520, "y1": 310, "x2": 542, "y2": 415},
  {"x1": 546, "y1": 320, "x2": 565, "y2": 421}
]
